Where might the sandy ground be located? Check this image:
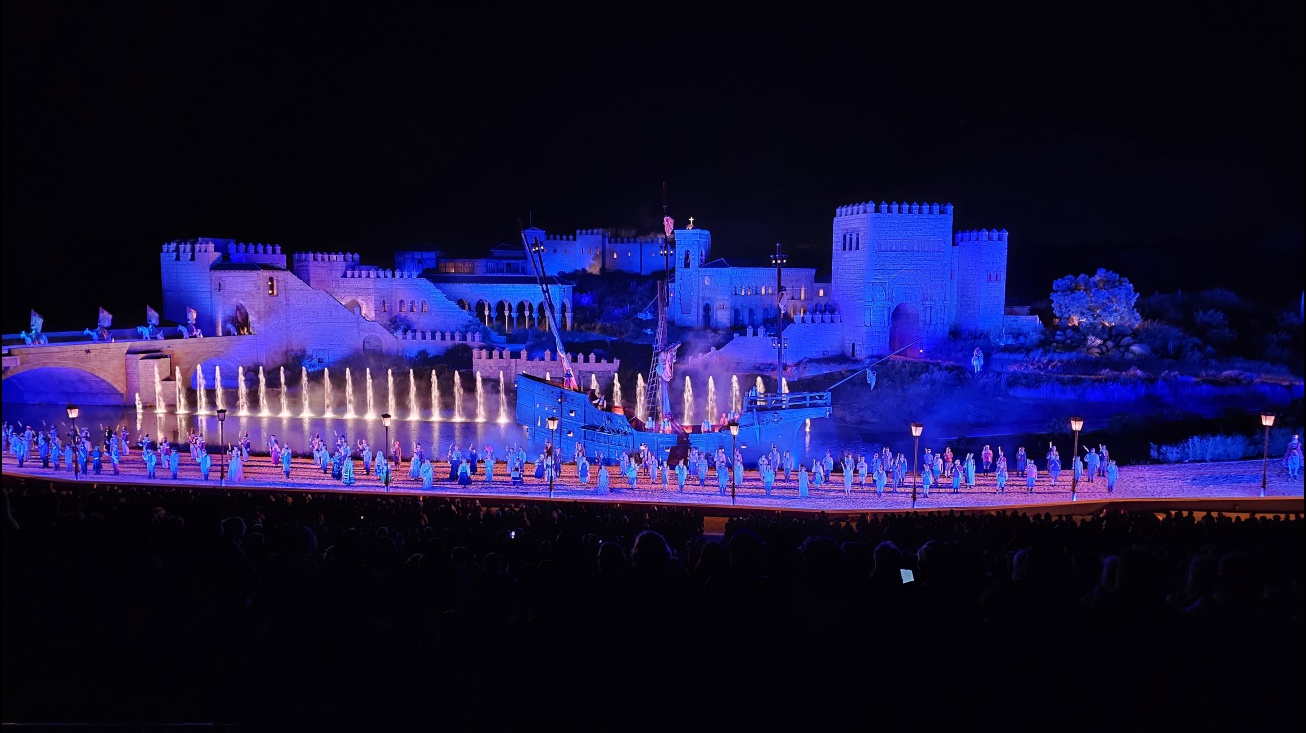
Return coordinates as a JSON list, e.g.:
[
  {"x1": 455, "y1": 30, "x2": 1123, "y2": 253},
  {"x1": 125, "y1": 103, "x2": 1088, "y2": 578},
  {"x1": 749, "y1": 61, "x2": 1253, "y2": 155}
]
[{"x1": 3, "y1": 447, "x2": 1301, "y2": 512}]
